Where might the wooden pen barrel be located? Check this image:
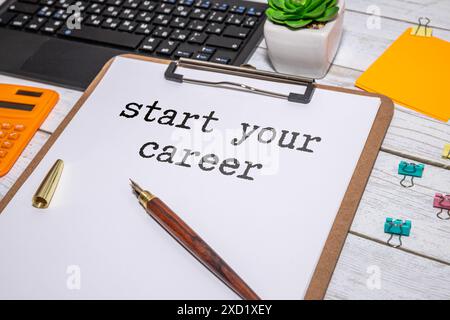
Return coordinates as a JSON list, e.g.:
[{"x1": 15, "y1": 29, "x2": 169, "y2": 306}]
[{"x1": 146, "y1": 197, "x2": 260, "y2": 300}]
